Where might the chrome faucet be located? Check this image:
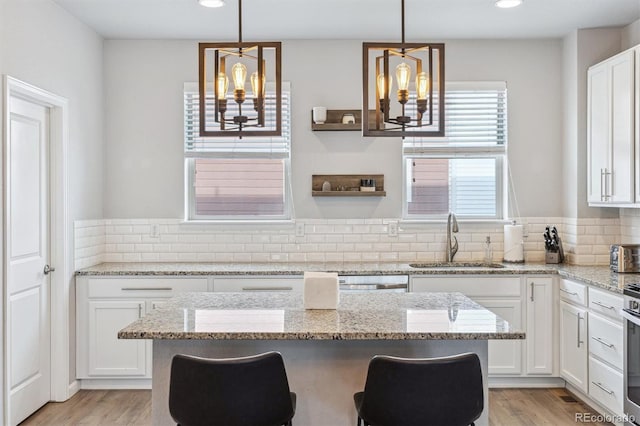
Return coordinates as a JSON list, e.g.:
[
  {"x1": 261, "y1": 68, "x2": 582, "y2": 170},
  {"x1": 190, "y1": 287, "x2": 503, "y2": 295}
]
[{"x1": 446, "y1": 212, "x2": 459, "y2": 262}]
